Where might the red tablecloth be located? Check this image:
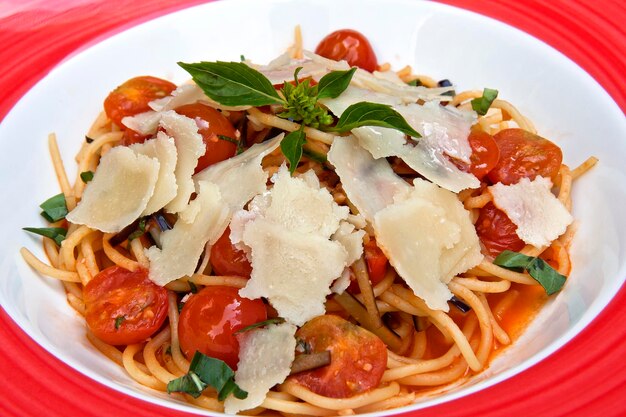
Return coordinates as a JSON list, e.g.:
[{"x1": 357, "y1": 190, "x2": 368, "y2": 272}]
[{"x1": 1, "y1": 1, "x2": 624, "y2": 416}]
